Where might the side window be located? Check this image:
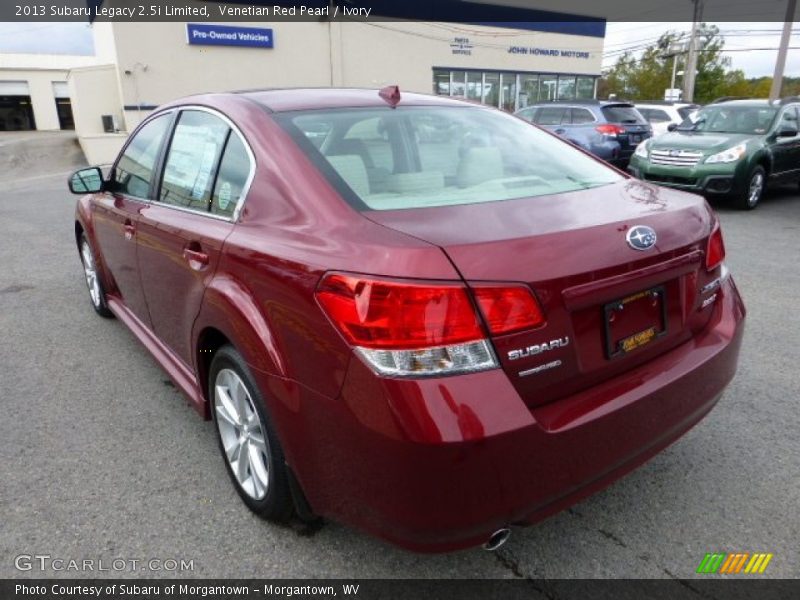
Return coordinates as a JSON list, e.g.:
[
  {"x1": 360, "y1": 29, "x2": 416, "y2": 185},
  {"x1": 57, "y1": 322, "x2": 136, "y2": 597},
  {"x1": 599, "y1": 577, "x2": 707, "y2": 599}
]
[
  {"x1": 159, "y1": 110, "x2": 230, "y2": 211},
  {"x1": 517, "y1": 107, "x2": 536, "y2": 122},
  {"x1": 569, "y1": 108, "x2": 595, "y2": 124},
  {"x1": 645, "y1": 108, "x2": 671, "y2": 122},
  {"x1": 113, "y1": 114, "x2": 171, "y2": 198},
  {"x1": 780, "y1": 107, "x2": 798, "y2": 130},
  {"x1": 211, "y1": 133, "x2": 251, "y2": 218},
  {"x1": 535, "y1": 107, "x2": 567, "y2": 125}
]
